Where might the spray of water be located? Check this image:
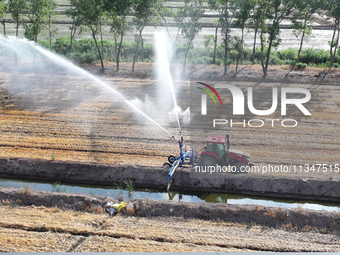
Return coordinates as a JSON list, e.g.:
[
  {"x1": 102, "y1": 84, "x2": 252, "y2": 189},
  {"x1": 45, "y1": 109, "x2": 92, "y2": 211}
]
[
  {"x1": 126, "y1": 32, "x2": 190, "y2": 135},
  {"x1": 0, "y1": 35, "x2": 174, "y2": 138},
  {"x1": 33, "y1": 43, "x2": 123, "y2": 97},
  {"x1": 125, "y1": 100, "x2": 173, "y2": 137},
  {"x1": 154, "y1": 31, "x2": 182, "y2": 132}
]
